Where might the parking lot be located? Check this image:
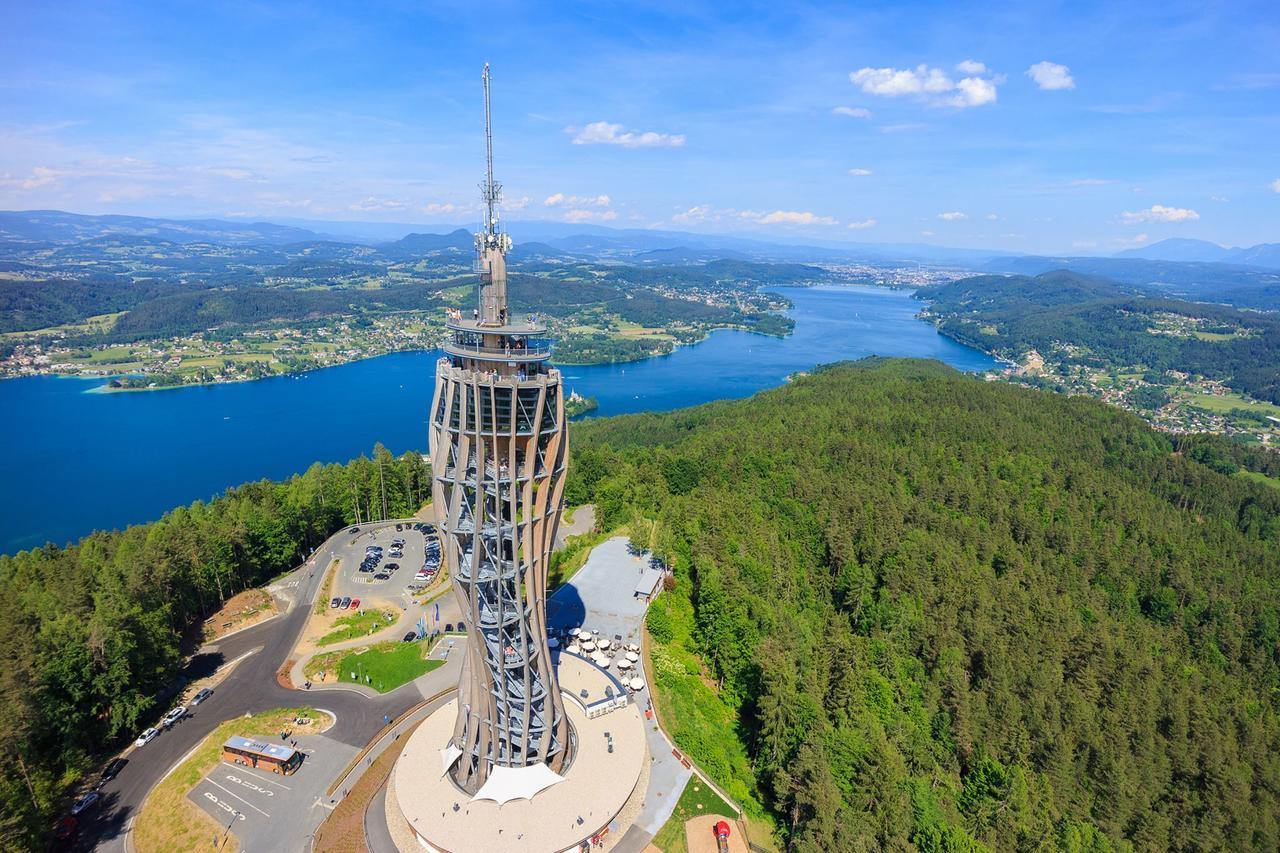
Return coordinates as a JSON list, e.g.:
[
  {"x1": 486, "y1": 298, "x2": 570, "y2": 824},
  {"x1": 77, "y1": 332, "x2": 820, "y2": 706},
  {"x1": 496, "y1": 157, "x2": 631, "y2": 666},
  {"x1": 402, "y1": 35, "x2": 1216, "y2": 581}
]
[
  {"x1": 187, "y1": 732, "x2": 357, "y2": 850},
  {"x1": 331, "y1": 522, "x2": 441, "y2": 608}
]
